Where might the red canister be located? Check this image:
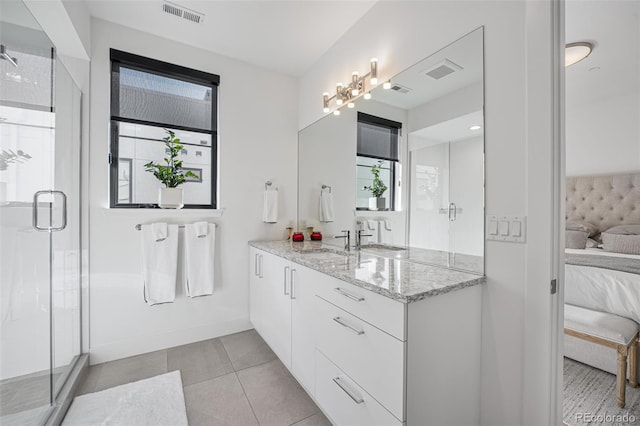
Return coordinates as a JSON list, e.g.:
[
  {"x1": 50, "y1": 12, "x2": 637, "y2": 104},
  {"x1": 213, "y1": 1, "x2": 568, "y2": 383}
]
[
  {"x1": 292, "y1": 232, "x2": 304, "y2": 242},
  {"x1": 310, "y1": 232, "x2": 323, "y2": 241}
]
